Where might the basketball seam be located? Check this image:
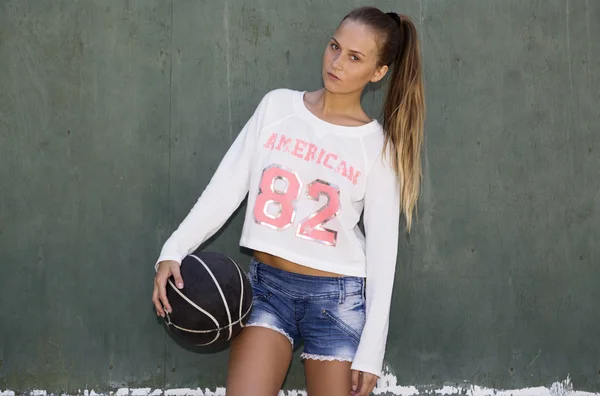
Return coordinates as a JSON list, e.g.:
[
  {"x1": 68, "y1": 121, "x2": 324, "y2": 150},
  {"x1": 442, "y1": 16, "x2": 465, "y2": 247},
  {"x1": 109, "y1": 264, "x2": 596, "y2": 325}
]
[
  {"x1": 190, "y1": 254, "x2": 234, "y2": 341},
  {"x1": 167, "y1": 279, "x2": 221, "y2": 344},
  {"x1": 166, "y1": 301, "x2": 253, "y2": 334},
  {"x1": 229, "y1": 257, "x2": 245, "y2": 329}
]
